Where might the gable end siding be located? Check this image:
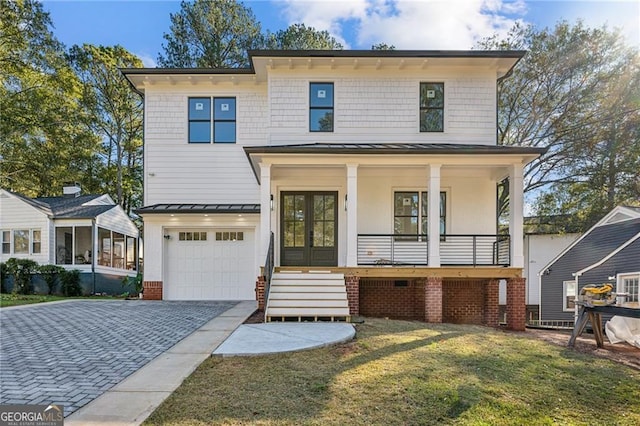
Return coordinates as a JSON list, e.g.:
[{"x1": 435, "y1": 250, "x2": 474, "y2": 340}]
[{"x1": 540, "y1": 219, "x2": 640, "y2": 320}]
